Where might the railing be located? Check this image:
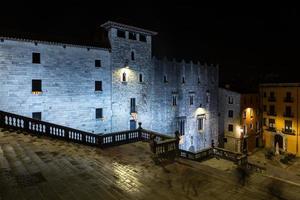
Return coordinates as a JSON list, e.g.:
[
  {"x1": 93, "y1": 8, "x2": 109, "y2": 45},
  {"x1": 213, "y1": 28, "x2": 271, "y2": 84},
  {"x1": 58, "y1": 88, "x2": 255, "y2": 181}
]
[
  {"x1": 245, "y1": 162, "x2": 266, "y2": 173},
  {"x1": 283, "y1": 112, "x2": 294, "y2": 118},
  {"x1": 180, "y1": 148, "x2": 214, "y2": 161},
  {"x1": 267, "y1": 111, "x2": 277, "y2": 116},
  {"x1": 0, "y1": 110, "x2": 175, "y2": 153},
  {"x1": 0, "y1": 110, "x2": 99, "y2": 146},
  {"x1": 214, "y1": 147, "x2": 245, "y2": 164},
  {"x1": 155, "y1": 138, "x2": 178, "y2": 158}
]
